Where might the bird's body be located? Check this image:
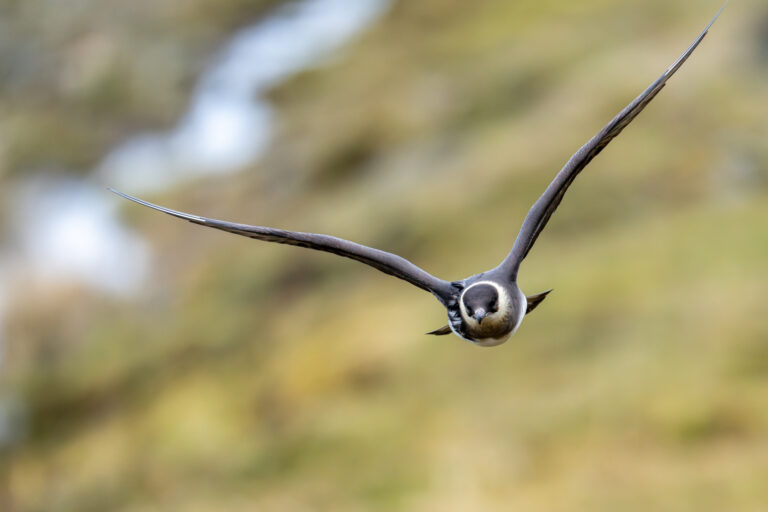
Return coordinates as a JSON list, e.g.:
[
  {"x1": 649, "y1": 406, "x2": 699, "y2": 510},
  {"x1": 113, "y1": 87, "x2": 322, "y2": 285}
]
[
  {"x1": 112, "y1": 4, "x2": 726, "y2": 347},
  {"x1": 448, "y1": 279, "x2": 526, "y2": 347}
]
